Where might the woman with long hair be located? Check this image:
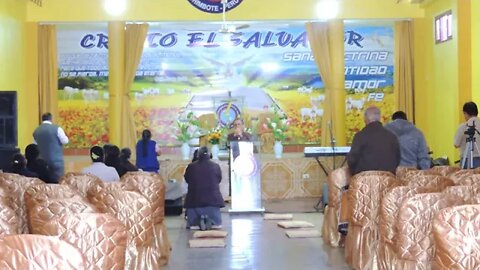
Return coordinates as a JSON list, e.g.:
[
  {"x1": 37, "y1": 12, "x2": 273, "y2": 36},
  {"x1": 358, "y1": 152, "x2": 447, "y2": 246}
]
[{"x1": 135, "y1": 129, "x2": 160, "y2": 172}]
